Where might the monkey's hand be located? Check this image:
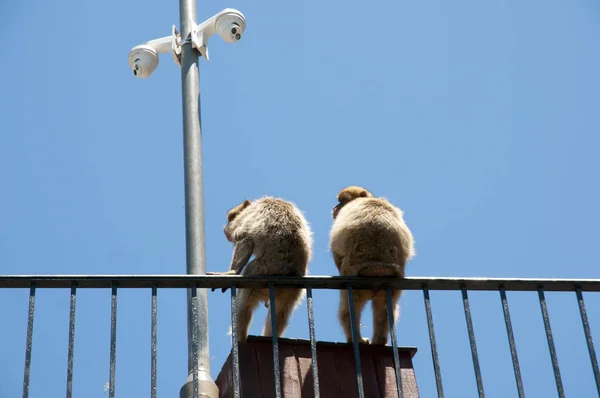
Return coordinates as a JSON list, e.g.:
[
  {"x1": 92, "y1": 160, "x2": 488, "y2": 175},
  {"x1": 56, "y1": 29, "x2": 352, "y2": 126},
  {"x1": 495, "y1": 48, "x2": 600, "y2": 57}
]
[
  {"x1": 206, "y1": 270, "x2": 238, "y2": 293},
  {"x1": 206, "y1": 270, "x2": 238, "y2": 276}
]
